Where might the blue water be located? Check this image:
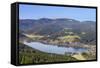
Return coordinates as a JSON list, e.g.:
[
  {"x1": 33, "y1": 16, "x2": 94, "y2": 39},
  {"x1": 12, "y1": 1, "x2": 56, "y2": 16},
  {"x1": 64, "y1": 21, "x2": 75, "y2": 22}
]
[{"x1": 24, "y1": 41, "x2": 87, "y2": 55}]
